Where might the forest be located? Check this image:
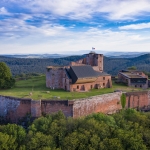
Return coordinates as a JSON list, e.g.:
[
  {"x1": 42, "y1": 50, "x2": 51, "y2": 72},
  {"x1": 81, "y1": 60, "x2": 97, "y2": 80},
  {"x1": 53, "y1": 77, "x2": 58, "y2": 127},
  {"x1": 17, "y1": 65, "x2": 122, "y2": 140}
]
[
  {"x1": 0, "y1": 109, "x2": 150, "y2": 150},
  {"x1": 0, "y1": 54, "x2": 150, "y2": 76}
]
